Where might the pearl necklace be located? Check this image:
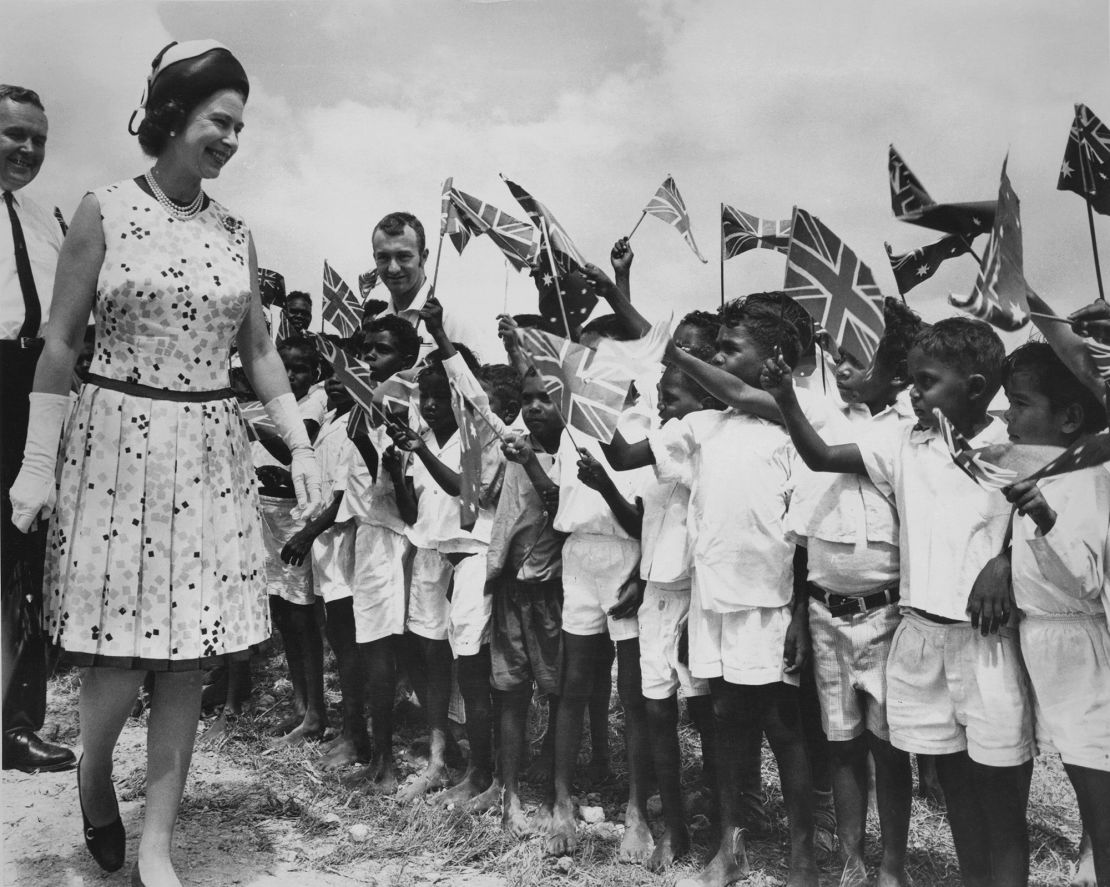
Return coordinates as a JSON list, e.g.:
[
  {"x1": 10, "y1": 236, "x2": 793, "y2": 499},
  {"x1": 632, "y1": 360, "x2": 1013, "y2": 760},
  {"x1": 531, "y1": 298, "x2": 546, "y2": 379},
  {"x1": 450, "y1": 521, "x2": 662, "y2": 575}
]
[{"x1": 144, "y1": 170, "x2": 205, "y2": 220}]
